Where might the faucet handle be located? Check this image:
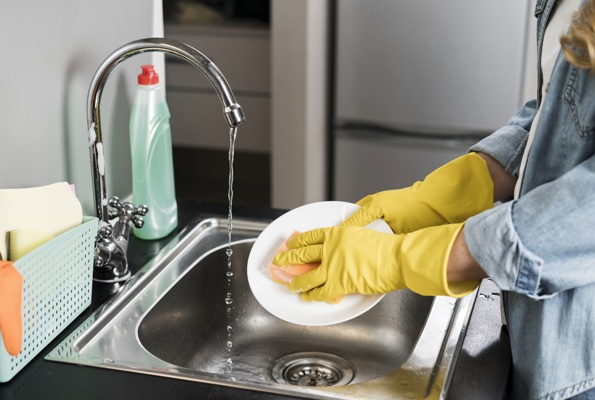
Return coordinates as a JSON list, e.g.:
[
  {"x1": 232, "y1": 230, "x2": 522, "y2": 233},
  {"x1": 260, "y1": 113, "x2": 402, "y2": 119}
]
[
  {"x1": 98, "y1": 224, "x2": 113, "y2": 238},
  {"x1": 107, "y1": 196, "x2": 123, "y2": 220},
  {"x1": 94, "y1": 224, "x2": 115, "y2": 268},
  {"x1": 93, "y1": 197, "x2": 146, "y2": 282},
  {"x1": 130, "y1": 205, "x2": 148, "y2": 229},
  {"x1": 107, "y1": 196, "x2": 149, "y2": 228}
]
